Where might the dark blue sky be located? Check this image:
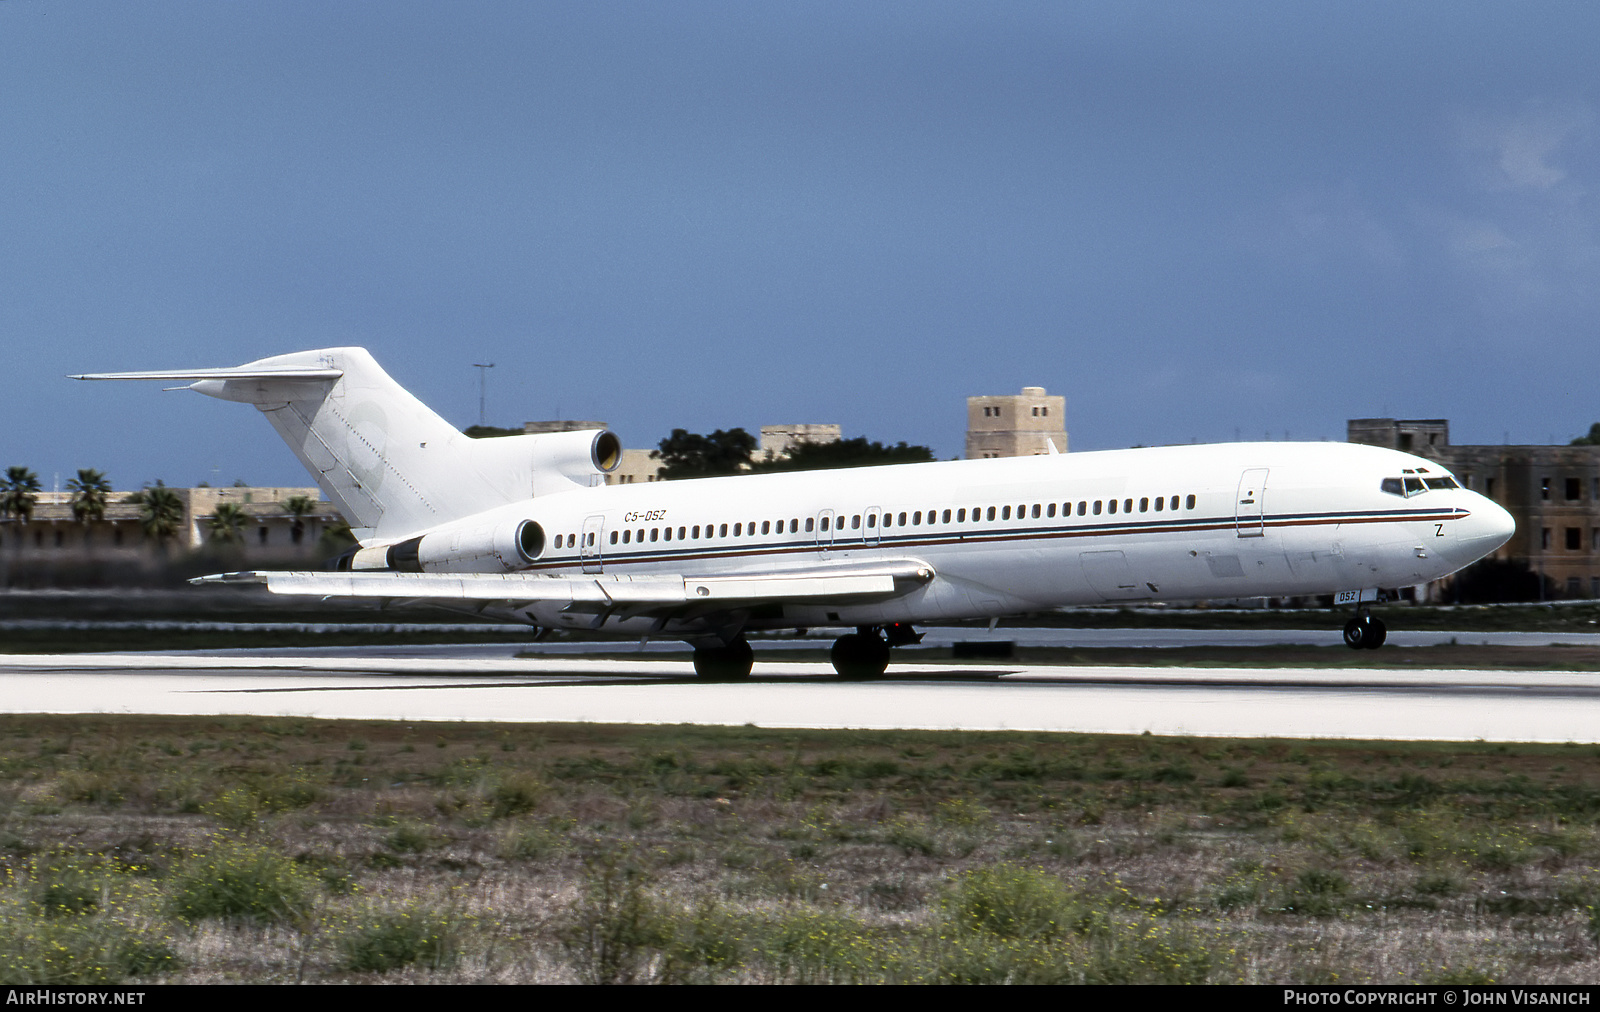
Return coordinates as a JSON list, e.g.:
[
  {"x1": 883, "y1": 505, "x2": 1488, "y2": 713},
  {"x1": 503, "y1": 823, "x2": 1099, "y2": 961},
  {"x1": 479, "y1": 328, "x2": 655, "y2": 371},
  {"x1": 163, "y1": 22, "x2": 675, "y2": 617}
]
[{"x1": 5, "y1": 2, "x2": 1598, "y2": 490}]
